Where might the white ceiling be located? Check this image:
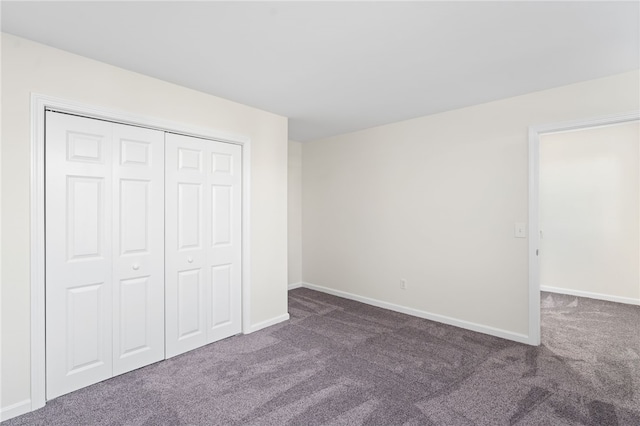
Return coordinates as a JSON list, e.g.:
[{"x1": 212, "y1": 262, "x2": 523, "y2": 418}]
[{"x1": 2, "y1": 1, "x2": 639, "y2": 142}]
